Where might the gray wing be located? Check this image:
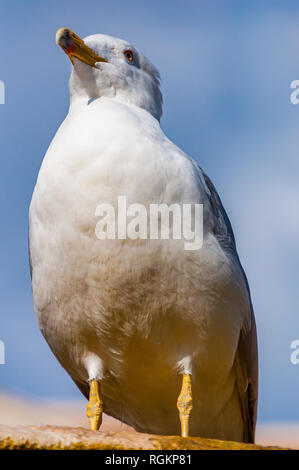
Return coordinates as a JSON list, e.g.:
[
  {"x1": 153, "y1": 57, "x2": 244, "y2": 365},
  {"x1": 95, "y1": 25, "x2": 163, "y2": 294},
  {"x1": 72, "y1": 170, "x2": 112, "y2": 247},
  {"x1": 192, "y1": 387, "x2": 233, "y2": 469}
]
[
  {"x1": 194, "y1": 162, "x2": 258, "y2": 443},
  {"x1": 28, "y1": 235, "x2": 32, "y2": 279}
]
